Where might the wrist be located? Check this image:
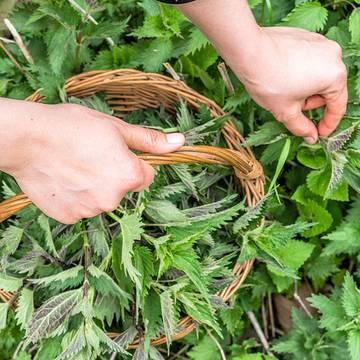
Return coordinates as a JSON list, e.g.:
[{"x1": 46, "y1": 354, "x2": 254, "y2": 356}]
[
  {"x1": 178, "y1": 0, "x2": 263, "y2": 82},
  {"x1": 0, "y1": 98, "x2": 46, "y2": 175}
]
